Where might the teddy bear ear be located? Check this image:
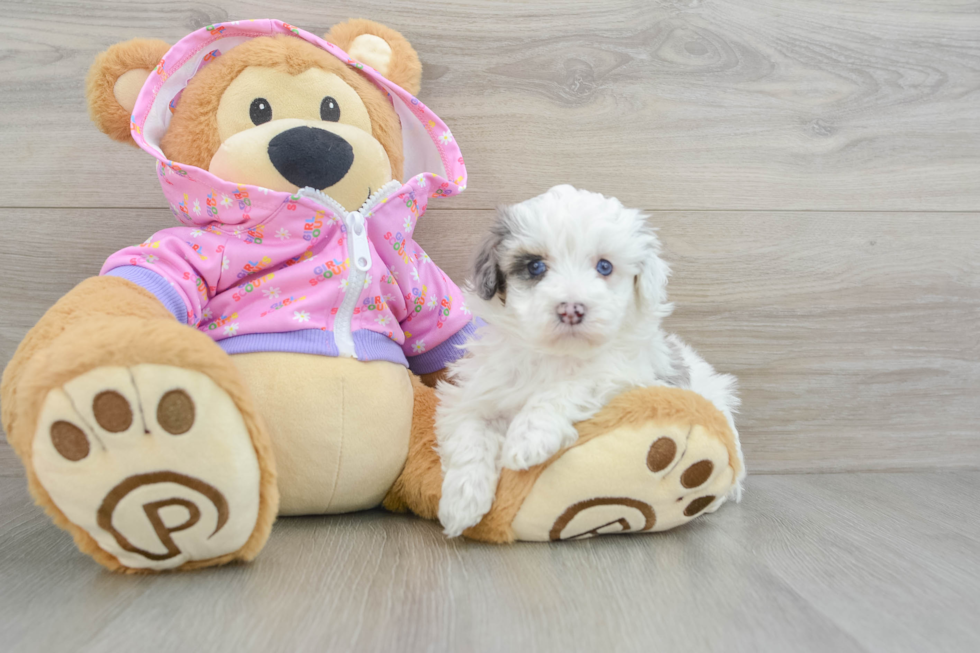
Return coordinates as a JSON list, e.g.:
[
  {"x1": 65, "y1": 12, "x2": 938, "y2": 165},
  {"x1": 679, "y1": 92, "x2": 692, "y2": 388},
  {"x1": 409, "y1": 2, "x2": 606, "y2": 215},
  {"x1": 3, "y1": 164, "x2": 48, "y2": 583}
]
[
  {"x1": 86, "y1": 38, "x2": 170, "y2": 146},
  {"x1": 326, "y1": 19, "x2": 422, "y2": 96}
]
